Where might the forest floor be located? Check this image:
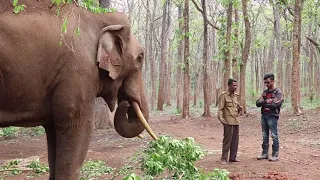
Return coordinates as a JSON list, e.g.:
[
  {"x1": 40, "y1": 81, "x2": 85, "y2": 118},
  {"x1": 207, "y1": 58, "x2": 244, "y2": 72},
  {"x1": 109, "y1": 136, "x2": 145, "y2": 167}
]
[{"x1": 1, "y1": 107, "x2": 320, "y2": 180}]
